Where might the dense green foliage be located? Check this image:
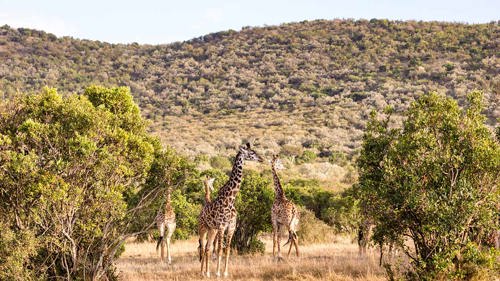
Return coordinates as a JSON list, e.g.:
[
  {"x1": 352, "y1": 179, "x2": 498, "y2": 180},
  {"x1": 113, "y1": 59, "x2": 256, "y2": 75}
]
[
  {"x1": 131, "y1": 146, "x2": 198, "y2": 241},
  {"x1": 0, "y1": 86, "x2": 190, "y2": 280},
  {"x1": 1, "y1": 20, "x2": 498, "y2": 156},
  {"x1": 355, "y1": 91, "x2": 500, "y2": 280},
  {"x1": 285, "y1": 179, "x2": 360, "y2": 233},
  {"x1": 232, "y1": 171, "x2": 274, "y2": 253}
]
